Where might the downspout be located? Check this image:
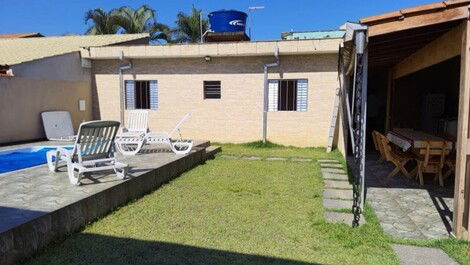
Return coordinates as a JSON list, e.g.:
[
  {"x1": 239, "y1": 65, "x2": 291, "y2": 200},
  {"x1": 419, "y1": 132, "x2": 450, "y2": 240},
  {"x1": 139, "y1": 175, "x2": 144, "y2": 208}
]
[
  {"x1": 118, "y1": 51, "x2": 132, "y2": 126},
  {"x1": 262, "y1": 47, "x2": 279, "y2": 144}
]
